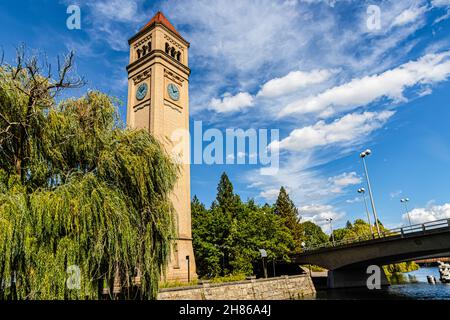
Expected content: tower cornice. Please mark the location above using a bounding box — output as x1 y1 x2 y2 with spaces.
126 49 191 76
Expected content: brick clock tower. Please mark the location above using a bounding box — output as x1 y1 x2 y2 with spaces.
126 12 196 282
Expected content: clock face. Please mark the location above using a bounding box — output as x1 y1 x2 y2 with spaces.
167 83 180 101
136 83 148 101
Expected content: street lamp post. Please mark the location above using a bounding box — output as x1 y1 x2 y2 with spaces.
358 187 374 237
326 218 335 245
360 149 381 237
259 249 268 278
401 198 412 227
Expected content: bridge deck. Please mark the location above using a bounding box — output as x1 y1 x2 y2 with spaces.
294 219 450 271
303 219 450 254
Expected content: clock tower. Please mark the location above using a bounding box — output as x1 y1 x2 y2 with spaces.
126 12 196 282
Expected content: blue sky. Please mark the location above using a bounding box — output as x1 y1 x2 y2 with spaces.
2 0 450 231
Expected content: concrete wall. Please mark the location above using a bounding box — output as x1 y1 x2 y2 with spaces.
157 275 316 300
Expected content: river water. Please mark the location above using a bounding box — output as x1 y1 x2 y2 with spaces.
312 267 450 300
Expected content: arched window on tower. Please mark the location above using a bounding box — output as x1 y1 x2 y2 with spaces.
165 43 171 54
171 47 176 58
136 48 142 59
142 44 148 56
147 41 152 53
176 51 181 62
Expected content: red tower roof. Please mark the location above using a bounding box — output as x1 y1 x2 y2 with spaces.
140 11 183 39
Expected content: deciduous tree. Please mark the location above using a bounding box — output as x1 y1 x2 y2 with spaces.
0 48 177 299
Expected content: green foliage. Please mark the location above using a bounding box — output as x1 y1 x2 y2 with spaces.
0 52 177 299
192 174 295 278
210 273 246 283
274 187 303 252
215 172 241 216
160 279 198 289
332 218 373 242
383 262 419 276
301 221 329 247
305 265 326 272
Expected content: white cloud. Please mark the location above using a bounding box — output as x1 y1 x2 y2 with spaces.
300 204 345 231
257 69 336 98
328 172 361 195
434 10 450 24
390 190 403 198
418 87 433 96
209 92 254 113
391 5 428 27
89 0 141 23
346 197 362 204
252 109 394 206
250 154 333 204
432 0 450 7
272 111 394 152
405 203 450 224
330 171 361 187
165 0 305 75
62 0 147 51
279 52 450 118
259 188 281 201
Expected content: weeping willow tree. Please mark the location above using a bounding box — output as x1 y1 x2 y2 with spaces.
0 47 178 299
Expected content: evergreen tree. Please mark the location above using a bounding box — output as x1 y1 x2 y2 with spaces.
191 176 295 278
192 195 206 216
273 187 303 251
216 172 241 216
247 198 258 211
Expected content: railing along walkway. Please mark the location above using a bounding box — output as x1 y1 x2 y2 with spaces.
303 219 450 252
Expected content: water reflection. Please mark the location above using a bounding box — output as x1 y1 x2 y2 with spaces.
312 267 450 300
388 273 419 285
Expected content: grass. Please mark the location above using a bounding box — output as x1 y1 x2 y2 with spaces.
159 273 247 288
159 279 198 289
303 265 327 272
209 273 247 283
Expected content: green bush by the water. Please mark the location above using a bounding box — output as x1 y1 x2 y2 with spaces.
383 261 420 276
210 273 247 283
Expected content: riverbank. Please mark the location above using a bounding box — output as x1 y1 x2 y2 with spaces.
158 274 316 300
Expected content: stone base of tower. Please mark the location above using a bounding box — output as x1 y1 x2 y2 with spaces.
161 238 197 283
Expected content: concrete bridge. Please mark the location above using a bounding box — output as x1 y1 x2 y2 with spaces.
293 219 450 288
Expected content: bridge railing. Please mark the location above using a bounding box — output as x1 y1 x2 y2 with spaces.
303 218 450 252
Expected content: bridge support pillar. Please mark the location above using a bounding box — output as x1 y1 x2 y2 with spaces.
327 266 389 289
